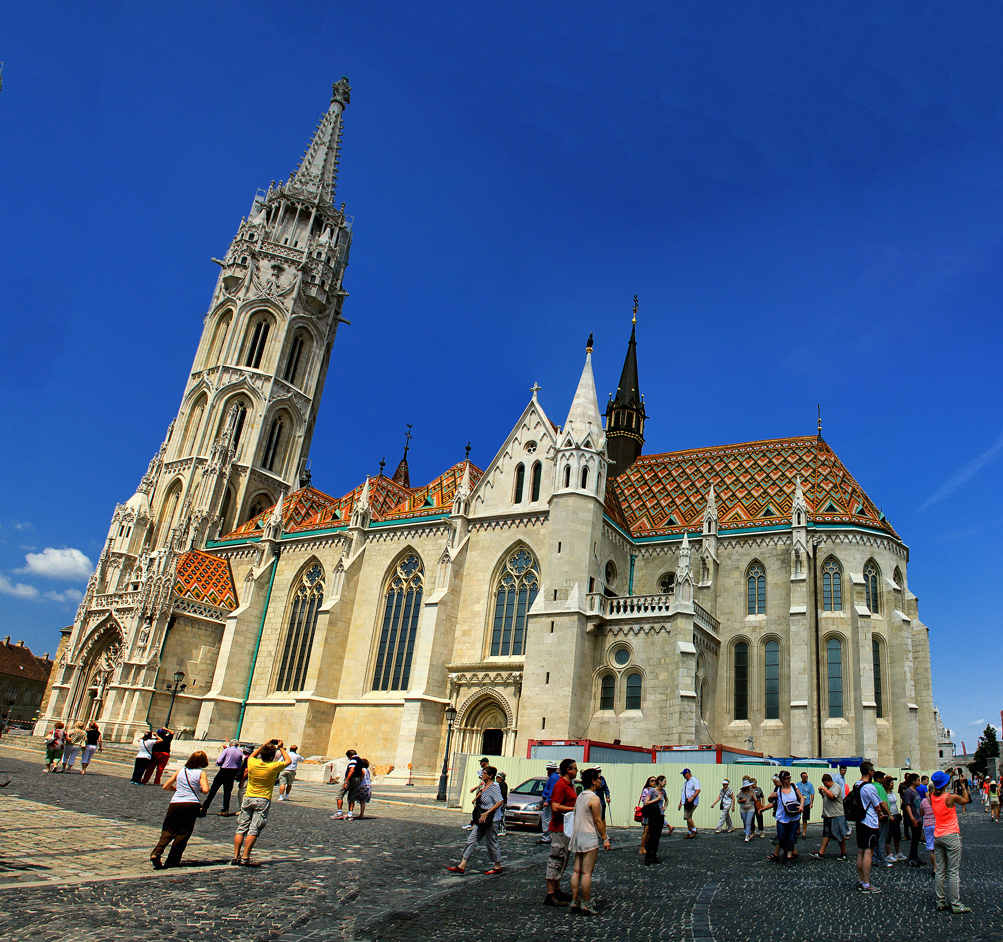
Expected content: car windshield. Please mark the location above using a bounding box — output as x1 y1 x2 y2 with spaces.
512 779 544 795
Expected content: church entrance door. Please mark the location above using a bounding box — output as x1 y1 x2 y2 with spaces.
481 728 503 756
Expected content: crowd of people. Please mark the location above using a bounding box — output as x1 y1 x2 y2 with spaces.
447 756 984 916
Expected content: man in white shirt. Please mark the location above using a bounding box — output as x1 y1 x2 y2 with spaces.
277 744 303 800
678 768 701 838
854 760 887 894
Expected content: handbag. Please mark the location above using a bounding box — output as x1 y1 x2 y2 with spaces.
634 804 644 823
563 810 575 838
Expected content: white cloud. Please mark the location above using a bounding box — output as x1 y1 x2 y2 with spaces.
18 547 93 581
0 574 40 599
971 718 985 726
11 521 33 531
44 588 83 604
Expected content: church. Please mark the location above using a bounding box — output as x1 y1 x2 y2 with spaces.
37 80 939 774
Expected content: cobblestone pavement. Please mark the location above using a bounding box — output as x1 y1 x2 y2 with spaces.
2 740 1002 942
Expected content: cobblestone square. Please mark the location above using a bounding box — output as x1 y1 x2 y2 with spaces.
0 742 1000 942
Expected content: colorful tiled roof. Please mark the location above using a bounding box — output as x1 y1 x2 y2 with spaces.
612 436 897 539
221 486 344 539
381 461 484 521
174 550 239 610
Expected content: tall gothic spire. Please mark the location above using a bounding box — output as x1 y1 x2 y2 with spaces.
564 338 604 439
391 425 413 488
291 77 351 205
605 297 646 475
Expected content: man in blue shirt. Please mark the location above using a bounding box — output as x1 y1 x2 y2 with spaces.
536 762 560 844
798 771 816 838
201 739 245 817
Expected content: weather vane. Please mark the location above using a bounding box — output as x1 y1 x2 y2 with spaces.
632 294 638 324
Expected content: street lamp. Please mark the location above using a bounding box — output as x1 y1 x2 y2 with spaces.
436 705 458 802
164 670 187 727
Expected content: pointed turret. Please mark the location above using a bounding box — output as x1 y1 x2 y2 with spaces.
605 297 646 475
291 77 351 205
563 339 604 444
391 427 413 489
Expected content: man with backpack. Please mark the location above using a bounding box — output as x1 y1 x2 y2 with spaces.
846 760 888 894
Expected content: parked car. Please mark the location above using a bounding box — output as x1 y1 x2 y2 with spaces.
504 774 583 831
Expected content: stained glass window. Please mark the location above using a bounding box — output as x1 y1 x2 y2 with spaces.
373 554 424 691
765 640 780 719
625 672 642 710
734 642 749 719
827 638 843 718
276 563 324 691
600 674 615 710
747 563 766 615
490 548 540 656
822 557 842 611
864 561 880 614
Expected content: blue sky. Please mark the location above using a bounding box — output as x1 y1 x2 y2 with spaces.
1 3 1000 748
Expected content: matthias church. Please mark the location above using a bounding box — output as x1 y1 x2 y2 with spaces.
38 81 940 774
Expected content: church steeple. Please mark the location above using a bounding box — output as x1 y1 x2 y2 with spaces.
604 296 646 475
290 77 351 206
391 426 413 488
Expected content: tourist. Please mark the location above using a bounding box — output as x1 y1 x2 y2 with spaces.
764 775 781 858
43 721 65 772
737 778 758 842
953 768 967 813
60 723 87 772
918 784 936 870
930 768 971 912
990 780 1000 822
752 778 766 838
142 726 174 785
277 744 302 801
810 773 848 860
678 768 701 838
357 758 372 819
637 775 657 857
852 760 885 893
536 761 560 844
463 756 490 830
640 775 666 865
798 772 815 839
131 730 160 784
331 749 364 820
150 751 209 869
495 771 508 835
903 773 924 867
655 775 674 837
769 770 802 864
543 757 578 907
871 771 892 867
711 778 735 833
595 766 611 821
568 767 611 914
80 722 102 774
446 764 505 876
232 738 292 867
882 774 903 860
201 739 244 816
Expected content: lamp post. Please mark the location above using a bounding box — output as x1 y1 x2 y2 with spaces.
164 670 187 727
436 705 458 802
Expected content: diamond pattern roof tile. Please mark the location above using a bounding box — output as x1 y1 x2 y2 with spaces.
174 550 238 610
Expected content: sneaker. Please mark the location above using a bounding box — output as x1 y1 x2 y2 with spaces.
462 824 474 830
744 836 750 842
861 885 882 894
895 853 908 861
331 811 344 819
543 895 567 908
952 905 972 914
809 852 825 859
836 854 848 861
346 813 354 821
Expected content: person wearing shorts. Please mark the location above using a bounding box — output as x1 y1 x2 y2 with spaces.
798 772 815 838
277 745 302 801
918 784 936 870
853 760 886 894
544 758 578 907
990 781 1000 822
233 739 291 867
331 750 363 820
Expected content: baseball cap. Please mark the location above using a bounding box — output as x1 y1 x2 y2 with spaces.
681 768 691 775
931 770 950 789
546 761 558 770
479 757 489 763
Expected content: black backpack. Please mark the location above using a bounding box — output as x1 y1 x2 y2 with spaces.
844 781 866 823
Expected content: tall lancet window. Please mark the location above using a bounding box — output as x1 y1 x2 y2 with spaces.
822 557 842 611
262 417 284 472
490 548 540 656
373 554 424 691
747 562 766 615
276 563 324 691
864 561 880 614
244 318 270 369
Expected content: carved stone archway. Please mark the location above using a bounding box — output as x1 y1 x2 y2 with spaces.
67 619 125 725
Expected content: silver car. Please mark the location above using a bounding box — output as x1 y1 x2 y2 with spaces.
504 776 549 830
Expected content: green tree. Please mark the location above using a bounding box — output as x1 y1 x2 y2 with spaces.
968 724 1000 776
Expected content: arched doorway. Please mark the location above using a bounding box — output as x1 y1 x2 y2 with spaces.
456 692 514 757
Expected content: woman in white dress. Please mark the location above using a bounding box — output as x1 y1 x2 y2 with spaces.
568 767 611 915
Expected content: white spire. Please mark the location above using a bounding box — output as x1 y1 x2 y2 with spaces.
792 474 807 527
564 349 603 439
358 475 371 511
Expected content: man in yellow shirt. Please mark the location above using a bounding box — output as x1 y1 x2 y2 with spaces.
232 739 291 866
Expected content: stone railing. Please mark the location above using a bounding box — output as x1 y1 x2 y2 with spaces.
586 592 674 617
92 591 142 609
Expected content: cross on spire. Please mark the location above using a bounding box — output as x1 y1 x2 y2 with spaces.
632 294 638 325
531 382 541 400
379 457 386 476
403 424 413 457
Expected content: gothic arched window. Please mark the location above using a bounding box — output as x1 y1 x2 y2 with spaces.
864 560 880 614
373 554 424 691
599 673 615 711
531 462 542 502
581 466 589 489
822 557 842 611
180 396 206 457
764 640 780 719
243 316 271 369
206 311 231 368
625 672 642 710
514 464 525 503
276 563 324 691
490 548 540 656
262 416 284 473
563 465 571 488
230 401 248 450
872 639 883 718
734 641 749 720
747 562 766 615
283 332 308 386
826 638 843 718
659 572 676 594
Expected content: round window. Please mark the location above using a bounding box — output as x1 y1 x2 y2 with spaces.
605 560 617 587
613 648 630 666
659 572 676 594
524 441 537 454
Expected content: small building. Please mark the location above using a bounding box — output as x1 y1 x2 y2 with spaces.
0 637 54 724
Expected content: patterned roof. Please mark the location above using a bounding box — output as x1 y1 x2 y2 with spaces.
0 639 53 684
611 436 897 540
216 462 485 540
174 550 238 610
